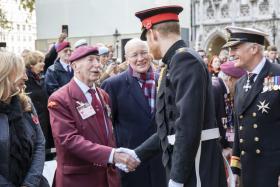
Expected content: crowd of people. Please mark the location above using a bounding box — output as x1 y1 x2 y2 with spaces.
1 4 280 187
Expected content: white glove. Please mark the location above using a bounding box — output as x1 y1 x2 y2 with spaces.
115 162 129 173
115 147 141 162
168 179 184 187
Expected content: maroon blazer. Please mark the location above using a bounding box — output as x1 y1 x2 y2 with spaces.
48 79 120 187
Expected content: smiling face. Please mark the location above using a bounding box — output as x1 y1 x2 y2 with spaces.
125 39 151 73
72 55 101 87
229 43 254 69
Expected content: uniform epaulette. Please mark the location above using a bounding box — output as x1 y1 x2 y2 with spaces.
175 47 187 54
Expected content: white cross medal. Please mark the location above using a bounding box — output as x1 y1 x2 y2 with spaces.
257 100 270 114
243 79 252 92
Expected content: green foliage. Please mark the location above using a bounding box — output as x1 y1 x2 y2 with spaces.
20 0 35 13
0 7 11 30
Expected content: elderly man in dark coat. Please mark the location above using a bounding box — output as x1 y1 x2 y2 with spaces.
102 38 166 187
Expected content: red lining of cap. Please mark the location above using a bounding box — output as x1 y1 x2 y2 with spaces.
142 13 179 29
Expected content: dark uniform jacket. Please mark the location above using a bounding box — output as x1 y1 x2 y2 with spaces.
135 40 227 187
101 70 166 187
232 60 280 187
44 60 73 96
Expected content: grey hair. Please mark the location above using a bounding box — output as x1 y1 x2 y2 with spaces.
124 38 148 55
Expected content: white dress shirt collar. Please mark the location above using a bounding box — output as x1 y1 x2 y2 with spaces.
73 76 96 94
248 57 266 75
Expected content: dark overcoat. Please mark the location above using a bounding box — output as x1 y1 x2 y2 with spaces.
101 70 166 187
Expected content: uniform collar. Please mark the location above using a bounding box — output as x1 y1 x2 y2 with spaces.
162 40 186 65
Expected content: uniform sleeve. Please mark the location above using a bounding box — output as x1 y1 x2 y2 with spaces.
230 109 241 175
48 96 113 166
134 132 161 162
169 52 206 183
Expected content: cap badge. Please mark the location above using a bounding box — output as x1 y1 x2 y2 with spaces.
144 20 152 29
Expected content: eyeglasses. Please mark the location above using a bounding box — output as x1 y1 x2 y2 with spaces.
127 51 149 60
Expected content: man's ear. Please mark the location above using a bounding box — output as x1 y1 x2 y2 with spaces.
147 29 158 42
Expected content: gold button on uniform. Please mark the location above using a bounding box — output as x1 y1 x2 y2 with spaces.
256 149 261 154
239 115 243 119
239 126 243 130
254 137 259 142
252 112 257 117
240 139 244 143
241 150 245 155
253 124 258 128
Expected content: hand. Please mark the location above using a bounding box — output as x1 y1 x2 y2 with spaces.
168 179 184 187
278 176 280 187
57 33 67 43
116 147 140 162
113 151 140 172
222 148 232 160
233 174 240 187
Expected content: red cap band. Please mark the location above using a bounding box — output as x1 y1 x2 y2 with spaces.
141 13 179 29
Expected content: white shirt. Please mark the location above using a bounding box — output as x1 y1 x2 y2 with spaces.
59 60 72 72
248 57 266 82
73 76 115 164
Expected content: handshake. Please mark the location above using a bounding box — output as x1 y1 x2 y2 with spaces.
113 147 141 172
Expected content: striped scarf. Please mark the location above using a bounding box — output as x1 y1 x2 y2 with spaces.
129 65 156 113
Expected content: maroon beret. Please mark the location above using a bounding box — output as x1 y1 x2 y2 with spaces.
69 46 99 63
220 61 246 78
56 41 70 53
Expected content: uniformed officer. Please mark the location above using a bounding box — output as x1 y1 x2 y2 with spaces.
223 26 280 187
117 5 227 187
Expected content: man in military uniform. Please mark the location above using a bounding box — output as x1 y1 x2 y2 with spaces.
223 26 280 187
117 5 227 187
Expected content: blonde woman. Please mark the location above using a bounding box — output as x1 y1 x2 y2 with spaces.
0 52 48 187
24 51 54 160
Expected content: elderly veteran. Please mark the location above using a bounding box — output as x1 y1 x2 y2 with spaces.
48 46 139 187
44 41 73 96
223 26 280 187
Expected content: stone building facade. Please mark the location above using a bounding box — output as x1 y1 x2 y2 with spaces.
191 0 280 56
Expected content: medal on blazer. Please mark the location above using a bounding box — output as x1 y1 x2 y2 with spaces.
262 76 280 93
257 100 270 114
76 101 96 119
105 104 112 118
243 80 252 92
